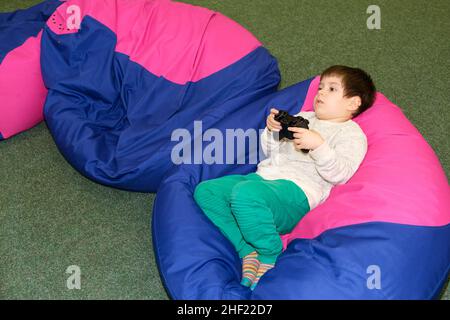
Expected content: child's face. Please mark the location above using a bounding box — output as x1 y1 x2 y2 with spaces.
313 76 360 122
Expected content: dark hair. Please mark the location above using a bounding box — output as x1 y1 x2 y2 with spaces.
321 65 376 117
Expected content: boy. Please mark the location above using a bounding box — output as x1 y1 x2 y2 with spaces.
194 65 376 290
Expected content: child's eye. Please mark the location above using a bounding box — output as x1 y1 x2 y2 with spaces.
330 87 336 92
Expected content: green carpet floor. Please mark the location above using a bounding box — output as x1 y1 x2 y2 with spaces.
0 0 448 299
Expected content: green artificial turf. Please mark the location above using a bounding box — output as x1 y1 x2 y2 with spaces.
0 0 448 299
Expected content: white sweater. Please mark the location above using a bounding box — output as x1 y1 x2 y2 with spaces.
256 111 368 210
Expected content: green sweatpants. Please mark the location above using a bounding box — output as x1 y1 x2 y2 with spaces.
193 173 310 264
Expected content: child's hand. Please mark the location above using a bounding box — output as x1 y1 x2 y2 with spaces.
266 108 282 132
288 127 325 151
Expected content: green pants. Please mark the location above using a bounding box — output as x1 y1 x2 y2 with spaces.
193 173 310 264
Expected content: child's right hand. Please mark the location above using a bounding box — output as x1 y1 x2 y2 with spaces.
266 108 282 132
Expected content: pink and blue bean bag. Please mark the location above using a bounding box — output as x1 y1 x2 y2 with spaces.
1 0 449 299
0 0 62 140
153 77 450 299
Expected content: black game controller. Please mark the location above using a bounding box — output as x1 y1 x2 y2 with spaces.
274 110 310 153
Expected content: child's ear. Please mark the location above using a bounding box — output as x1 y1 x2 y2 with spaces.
348 96 361 112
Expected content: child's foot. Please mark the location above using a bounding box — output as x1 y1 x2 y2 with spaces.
240 251 260 287
250 262 275 291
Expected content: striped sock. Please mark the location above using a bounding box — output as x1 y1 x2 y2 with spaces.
250 262 275 290
240 251 260 287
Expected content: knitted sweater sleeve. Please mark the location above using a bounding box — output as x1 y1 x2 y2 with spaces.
260 126 281 158
309 127 368 185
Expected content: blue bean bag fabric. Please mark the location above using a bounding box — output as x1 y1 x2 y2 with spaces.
0 0 61 64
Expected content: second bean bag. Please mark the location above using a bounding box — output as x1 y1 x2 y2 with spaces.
41 0 280 191
0 0 62 140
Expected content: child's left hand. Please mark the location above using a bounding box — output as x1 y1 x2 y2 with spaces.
288 127 325 151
